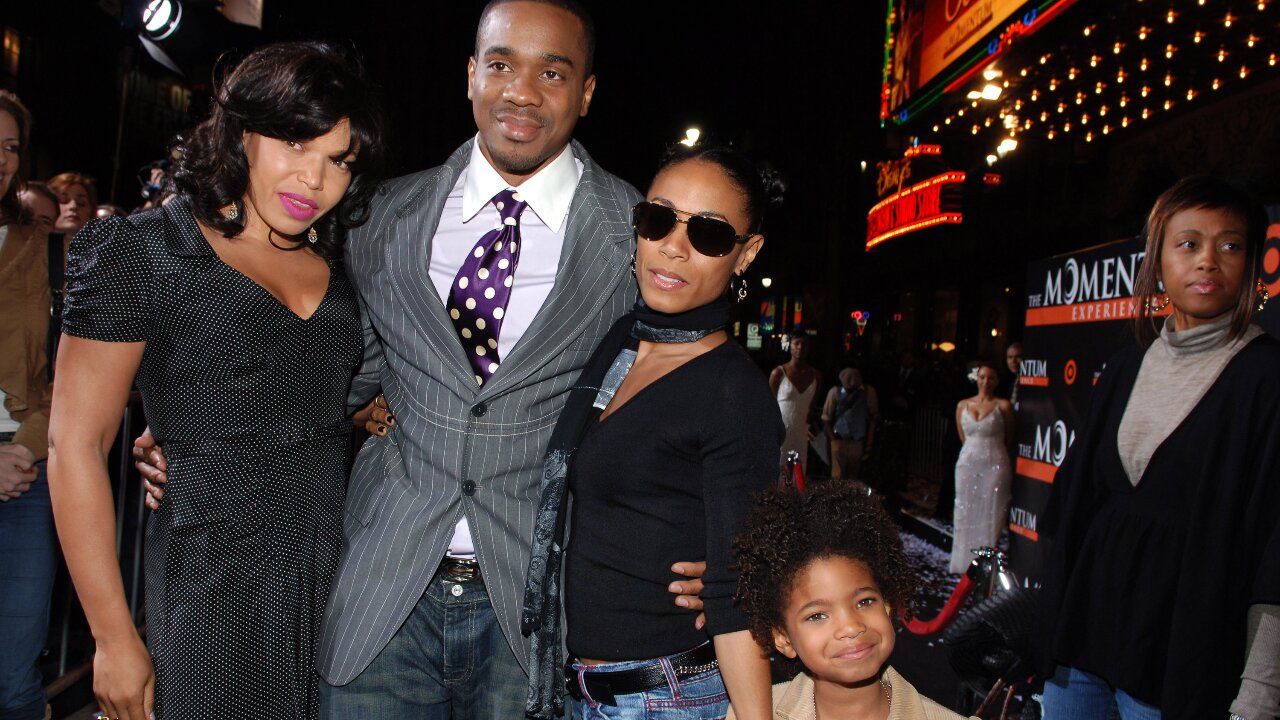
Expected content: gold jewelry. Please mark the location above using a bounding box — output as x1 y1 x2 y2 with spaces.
1145 293 1170 312
307 225 319 244
219 201 239 221
1256 279 1270 312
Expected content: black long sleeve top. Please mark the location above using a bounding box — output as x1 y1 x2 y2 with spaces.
564 341 784 660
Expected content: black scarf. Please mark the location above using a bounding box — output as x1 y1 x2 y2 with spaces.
520 297 731 719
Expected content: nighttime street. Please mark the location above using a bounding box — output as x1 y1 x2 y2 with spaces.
2 1 1279 719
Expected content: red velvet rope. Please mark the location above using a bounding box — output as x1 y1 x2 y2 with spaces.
901 572 976 635
791 461 806 492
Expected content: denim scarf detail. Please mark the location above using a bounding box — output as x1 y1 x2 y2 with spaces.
520 297 730 719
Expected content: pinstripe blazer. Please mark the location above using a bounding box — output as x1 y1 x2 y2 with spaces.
316 138 641 684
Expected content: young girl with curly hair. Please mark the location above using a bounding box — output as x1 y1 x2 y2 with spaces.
731 484 977 720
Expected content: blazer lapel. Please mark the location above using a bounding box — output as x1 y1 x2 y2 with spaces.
482 141 634 397
382 140 480 391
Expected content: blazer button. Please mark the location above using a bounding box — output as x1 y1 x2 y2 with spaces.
462 480 477 496
472 402 488 417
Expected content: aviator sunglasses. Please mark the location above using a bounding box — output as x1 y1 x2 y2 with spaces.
632 201 754 258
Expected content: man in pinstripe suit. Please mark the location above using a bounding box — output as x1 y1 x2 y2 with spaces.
314 1 706 717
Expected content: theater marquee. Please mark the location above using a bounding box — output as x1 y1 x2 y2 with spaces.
865 144 1000 250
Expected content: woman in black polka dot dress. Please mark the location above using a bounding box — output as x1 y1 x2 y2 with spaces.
46 42 386 720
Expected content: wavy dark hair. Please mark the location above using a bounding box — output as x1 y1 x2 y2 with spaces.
170 41 387 259
656 144 785 235
1132 176 1268 345
734 483 917 655
0 90 32 225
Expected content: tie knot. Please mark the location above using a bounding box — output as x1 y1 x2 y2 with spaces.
493 189 529 222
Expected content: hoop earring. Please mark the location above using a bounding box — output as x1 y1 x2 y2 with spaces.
729 273 749 304
1145 293 1171 312
307 226 319 244
1257 279 1270 312
219 201 240 221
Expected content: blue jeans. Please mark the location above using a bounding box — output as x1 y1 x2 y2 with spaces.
318 567 527 720
1042 665 1163 720
569 647 729 720
0 462 56 720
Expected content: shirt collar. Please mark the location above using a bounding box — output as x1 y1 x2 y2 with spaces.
462 137 581 232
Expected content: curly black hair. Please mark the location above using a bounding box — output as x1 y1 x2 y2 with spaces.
169 40 387 260
734 483 917 653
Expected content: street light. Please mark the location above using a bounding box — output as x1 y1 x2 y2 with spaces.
142 0 183 40
679 127 701 147
761 277 773 289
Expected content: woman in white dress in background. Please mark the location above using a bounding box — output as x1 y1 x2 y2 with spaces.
769 331 818 476
951 361 1014 574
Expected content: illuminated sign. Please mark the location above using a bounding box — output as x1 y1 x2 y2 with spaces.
866 146 1000 250
866 172 966 250
881 0 1077 124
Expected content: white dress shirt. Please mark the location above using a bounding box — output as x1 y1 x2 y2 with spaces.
431 138 583 557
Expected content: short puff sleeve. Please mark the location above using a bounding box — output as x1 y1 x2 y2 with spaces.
61 216 152 342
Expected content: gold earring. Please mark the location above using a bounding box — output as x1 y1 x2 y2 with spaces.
307 226 319 244
1257 279 1270 312
1146 293 1171 312
219 201 239 221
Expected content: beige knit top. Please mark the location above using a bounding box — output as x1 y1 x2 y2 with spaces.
1116 314 1263 485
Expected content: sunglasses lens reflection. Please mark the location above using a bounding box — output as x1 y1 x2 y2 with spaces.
686 216 736 257
633 202 676 241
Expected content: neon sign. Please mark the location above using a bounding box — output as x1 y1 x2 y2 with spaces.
866 172 966 250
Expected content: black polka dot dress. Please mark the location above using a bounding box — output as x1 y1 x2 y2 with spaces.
62 201 362 720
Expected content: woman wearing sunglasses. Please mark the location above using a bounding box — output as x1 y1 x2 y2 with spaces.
522 145 784 720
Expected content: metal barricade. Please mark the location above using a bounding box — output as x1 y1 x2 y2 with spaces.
907 406 948 487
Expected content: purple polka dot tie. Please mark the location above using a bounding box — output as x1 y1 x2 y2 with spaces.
447 189 527 385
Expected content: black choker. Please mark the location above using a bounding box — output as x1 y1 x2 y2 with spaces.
630 298 730 344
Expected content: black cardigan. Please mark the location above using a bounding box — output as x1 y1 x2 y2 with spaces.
1038 333 1280 719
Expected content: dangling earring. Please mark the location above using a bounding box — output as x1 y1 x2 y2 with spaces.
629 252 636 278
1256 279 1270 312
219 201 240 221
729 273 749 304
307 226 319 244
1145 293 1171 312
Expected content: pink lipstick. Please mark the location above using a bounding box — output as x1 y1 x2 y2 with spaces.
278 192 318 220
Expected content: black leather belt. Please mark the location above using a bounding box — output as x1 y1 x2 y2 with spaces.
565 642 718 706
439 556 480 582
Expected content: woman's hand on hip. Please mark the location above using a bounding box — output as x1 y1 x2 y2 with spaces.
670 561 708 630
352 393 395 436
